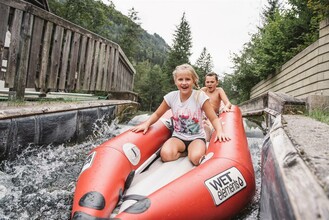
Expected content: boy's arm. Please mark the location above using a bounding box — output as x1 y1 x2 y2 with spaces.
202 100 230 142
218 88 232 111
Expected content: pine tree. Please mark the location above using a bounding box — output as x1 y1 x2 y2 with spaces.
194 47 214 84
162 13 193 92
119 7 142 61
261 0 280 24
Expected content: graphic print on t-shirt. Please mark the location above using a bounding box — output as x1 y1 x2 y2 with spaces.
172 111 200 135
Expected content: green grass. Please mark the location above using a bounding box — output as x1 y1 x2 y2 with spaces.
307 109 329 125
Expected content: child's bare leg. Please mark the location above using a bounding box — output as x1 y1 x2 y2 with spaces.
187 140 207 166
160 137 186 162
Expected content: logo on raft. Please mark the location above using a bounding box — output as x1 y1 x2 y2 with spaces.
204 167 247 206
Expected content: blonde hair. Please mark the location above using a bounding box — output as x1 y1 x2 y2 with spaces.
172 64 200 89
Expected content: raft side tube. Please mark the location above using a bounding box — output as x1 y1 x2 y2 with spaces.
71 113 172 219
94 113 172 170
71 147 131 218
208 105 255 179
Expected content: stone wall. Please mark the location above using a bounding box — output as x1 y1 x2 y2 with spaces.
250 18 329 100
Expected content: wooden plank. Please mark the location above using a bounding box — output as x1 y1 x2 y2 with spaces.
82 38 95 91
106 46 115 91
27 16 44 88
130 70 134 90
118 62 123 91
101 44 110 91
123 69 127 90
90 40 100 91
6 9 23 88
38 21 53 92
121 63 125 90
14 12 33 100
48 25 63 89
58 30 72 90
0 0 26 11
0 4 9 80
124 65 128 90
112 48 119 90
67 32 80 90
96 43 105 90
76 36 87 90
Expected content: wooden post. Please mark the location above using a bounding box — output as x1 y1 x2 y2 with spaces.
38 21 53 95
14 11 33 100
0 4 9 80
26 16 44 88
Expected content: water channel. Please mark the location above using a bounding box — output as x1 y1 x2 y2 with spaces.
0 115 264 220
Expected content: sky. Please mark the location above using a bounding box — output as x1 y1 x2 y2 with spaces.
103 0 268 76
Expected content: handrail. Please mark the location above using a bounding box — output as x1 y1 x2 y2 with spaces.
0 0 135 100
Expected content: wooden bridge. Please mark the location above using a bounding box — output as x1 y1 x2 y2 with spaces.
0 0 136 101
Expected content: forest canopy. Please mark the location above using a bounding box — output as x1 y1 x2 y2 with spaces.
48 0 328 109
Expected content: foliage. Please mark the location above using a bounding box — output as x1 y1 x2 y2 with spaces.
307 0 329 21
230 40 260 103
307 109 329 125
117 7 142 61
48 0 169 67
48 0 327 109
48 0 114 37
162 13 193 92
221 73 239 105
194 47 214 84
48 0 170 111
226 0 326 104
133 61 164 111
133 13 194 111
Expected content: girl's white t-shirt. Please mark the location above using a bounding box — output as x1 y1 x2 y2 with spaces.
164 90 209 141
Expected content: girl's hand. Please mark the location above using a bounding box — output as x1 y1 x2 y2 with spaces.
214 132 230 142
130 123 149 134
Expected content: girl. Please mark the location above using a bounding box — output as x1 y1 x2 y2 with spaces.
131 64 230 166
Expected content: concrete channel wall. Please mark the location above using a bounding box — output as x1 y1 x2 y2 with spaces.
239 92 329 220
250 18 329 100
0 101 138 161
242 18 329 218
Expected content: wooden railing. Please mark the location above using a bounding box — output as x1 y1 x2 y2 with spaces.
0 0 135 100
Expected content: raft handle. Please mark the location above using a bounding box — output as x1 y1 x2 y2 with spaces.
121 194 151 214
124 170 135 191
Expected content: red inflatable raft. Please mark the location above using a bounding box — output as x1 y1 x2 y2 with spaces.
71 105 255 219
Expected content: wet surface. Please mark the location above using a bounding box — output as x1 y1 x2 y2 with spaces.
0 100 136 120
0 116 264 220
283 115 329 197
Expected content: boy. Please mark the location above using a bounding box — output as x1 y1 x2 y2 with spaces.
201 72 232 141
